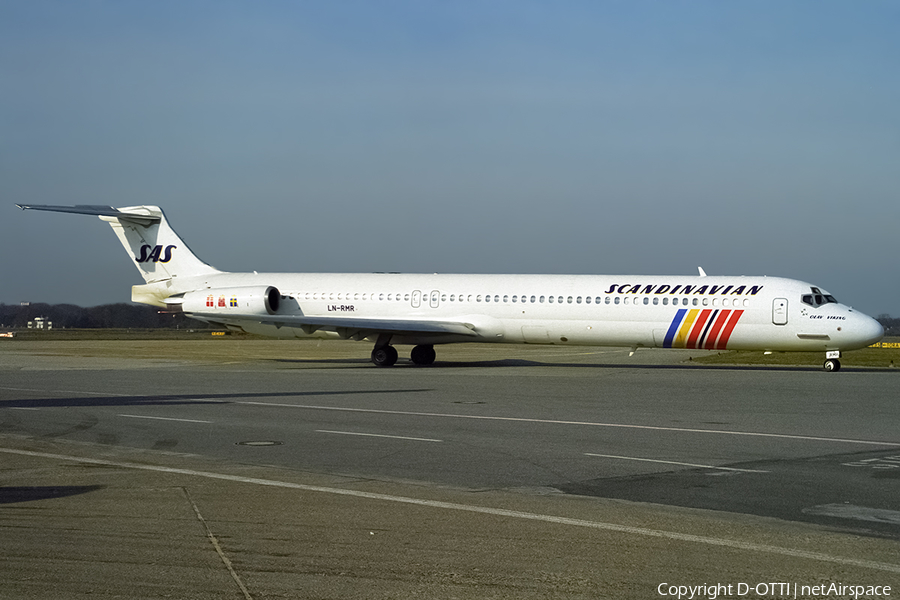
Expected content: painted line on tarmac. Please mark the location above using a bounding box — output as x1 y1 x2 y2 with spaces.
584 453 769 473
236 401 900 448
119 414 213 424
1 446 898 575
316 430 442 442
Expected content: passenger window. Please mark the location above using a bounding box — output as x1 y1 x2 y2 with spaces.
441 294 447 302
653 297 659 305
662 297 668 305
614 297 620 305
503 295 508 302
512 295 517 303
548 296 554 303
485 295 491 303
530 295 536 303
585 296 591 304
477 295 482 302
540 296 545 303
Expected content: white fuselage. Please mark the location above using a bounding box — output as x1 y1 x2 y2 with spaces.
153 272 883 353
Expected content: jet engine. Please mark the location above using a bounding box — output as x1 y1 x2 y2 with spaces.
166 285 281 315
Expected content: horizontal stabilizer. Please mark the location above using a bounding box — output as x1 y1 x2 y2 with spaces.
16 204 161 226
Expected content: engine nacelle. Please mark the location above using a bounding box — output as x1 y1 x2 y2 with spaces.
167 286 281 315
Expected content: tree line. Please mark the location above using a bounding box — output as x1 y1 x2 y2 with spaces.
876 315 900 337
0 303 205 330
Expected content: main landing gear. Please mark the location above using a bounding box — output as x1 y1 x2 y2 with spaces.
370 335 435 367
371 345 398 367
410 344 436 366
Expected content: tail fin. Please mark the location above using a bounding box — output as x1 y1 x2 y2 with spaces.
16 204 219 283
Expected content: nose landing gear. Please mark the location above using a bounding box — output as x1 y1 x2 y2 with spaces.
823 350 841 372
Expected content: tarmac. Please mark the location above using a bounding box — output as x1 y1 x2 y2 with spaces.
1 338 898 599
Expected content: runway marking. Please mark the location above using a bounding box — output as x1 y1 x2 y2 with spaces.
4 387 898 448
316 430 442 443
7 407 40 411
119 414 213 424
802 504 900 526
236 402 900 448
584 453 769 473
182 487 253 600
1 446 898 575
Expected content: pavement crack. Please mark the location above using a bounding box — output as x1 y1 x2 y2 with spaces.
181 487 253 600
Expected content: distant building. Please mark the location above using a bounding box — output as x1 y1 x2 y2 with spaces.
27 317 52 330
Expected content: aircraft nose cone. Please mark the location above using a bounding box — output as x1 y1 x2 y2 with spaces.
859 317 884 346
854 314 884 348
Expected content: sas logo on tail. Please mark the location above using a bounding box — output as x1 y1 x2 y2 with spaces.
135 244 176 263
663 308 744 350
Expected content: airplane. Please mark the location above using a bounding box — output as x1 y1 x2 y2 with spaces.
17 204 884 371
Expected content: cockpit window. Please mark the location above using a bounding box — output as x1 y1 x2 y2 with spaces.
801 288 838 308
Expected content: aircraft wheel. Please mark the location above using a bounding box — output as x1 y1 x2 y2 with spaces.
410 345 436 366
371 346 398 367
823 358 841 372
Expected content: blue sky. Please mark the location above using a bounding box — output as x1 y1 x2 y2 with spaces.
2 1 898 317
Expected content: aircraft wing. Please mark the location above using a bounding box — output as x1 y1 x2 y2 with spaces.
204 313 479 340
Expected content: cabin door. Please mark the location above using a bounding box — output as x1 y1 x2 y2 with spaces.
773 298 788 325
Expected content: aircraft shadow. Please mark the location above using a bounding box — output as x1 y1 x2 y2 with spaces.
0 485 105 504
0 388 433 409
268 357 864 372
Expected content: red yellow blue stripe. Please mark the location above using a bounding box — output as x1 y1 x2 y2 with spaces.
663 309 744 349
